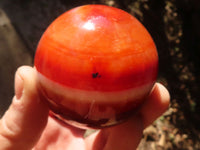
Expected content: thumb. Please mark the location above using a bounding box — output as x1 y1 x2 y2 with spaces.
0 66 49 150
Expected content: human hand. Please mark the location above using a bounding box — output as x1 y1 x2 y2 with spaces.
0 66 170 150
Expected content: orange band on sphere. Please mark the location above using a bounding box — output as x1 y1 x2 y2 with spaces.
34 5 158 91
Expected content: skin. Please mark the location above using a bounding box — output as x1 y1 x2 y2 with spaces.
0 66 170 150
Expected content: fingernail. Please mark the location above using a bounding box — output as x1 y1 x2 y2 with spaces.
157 83 171 104
15 73 24 100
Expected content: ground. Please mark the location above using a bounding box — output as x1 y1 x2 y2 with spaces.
0 0 200 149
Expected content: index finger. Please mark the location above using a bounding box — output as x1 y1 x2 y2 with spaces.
84 83 170 150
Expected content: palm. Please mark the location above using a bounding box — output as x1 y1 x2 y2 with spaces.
34 116 86 150
34 114 143 150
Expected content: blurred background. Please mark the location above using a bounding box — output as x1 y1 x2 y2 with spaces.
0 0 199 149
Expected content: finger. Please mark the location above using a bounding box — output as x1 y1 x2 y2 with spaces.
85 115 143 150
139 83 170 127
0 66 49 150
85 83 170 150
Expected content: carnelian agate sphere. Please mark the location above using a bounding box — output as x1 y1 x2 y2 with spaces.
34 5 158 128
